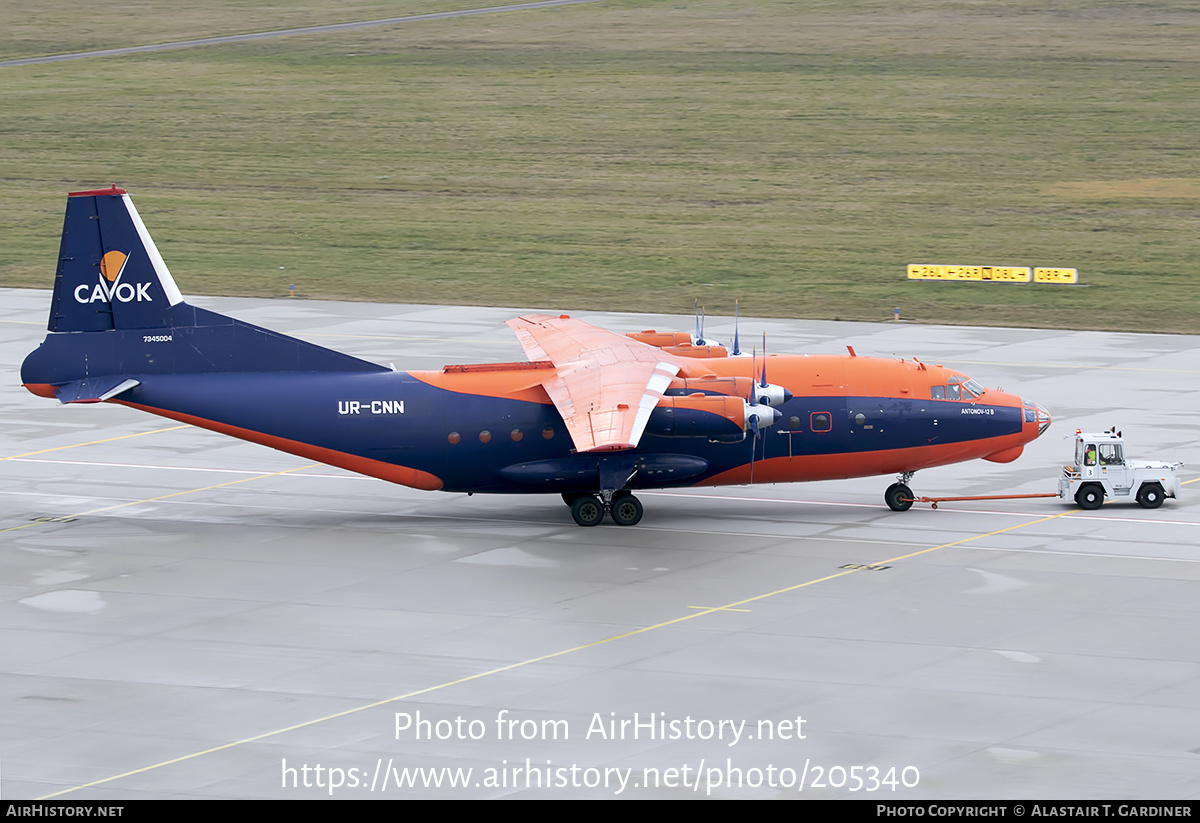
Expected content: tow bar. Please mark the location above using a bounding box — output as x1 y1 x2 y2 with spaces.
907 493 1060 510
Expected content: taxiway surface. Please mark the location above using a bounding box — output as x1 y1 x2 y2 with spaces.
3 288 1198 799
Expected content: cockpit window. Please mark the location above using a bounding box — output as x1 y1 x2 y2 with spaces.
934 375 985 401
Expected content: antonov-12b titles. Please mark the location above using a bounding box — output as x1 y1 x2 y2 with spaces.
22 187 1052 526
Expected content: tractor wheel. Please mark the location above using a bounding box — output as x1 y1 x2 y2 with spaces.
1075 484 1104 510
1136 483 1165 509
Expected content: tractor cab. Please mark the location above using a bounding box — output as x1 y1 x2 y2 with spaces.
1075 430 1127 485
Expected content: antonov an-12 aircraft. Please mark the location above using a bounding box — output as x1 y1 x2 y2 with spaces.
22 187 1052 526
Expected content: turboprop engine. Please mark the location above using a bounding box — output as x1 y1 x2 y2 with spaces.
646 394 781 443
664 375 793 408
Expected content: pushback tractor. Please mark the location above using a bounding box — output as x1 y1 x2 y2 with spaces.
1059 429 1182 510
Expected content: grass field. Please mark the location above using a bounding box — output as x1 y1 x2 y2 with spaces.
1 0 1197 332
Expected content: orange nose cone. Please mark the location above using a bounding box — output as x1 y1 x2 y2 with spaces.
984 445 1025 464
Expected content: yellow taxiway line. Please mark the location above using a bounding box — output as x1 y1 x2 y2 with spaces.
1 424 191 462
38 510 1072 799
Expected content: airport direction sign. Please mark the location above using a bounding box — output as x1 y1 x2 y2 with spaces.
907 265 1031 282
1033 267 1079 284
908 265 1079 284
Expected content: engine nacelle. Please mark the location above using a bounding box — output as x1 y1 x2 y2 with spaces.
666 375 755 400
647 395 781 442
624 329 693 348
665 375 793 408
659 343 729 359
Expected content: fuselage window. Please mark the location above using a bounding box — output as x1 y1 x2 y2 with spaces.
448 431 461 445
511 428 523 442
542 426 555 440
947 383 961 400
931 385 945 400
479 430 492 443
811 412 831 432
788 416 801 430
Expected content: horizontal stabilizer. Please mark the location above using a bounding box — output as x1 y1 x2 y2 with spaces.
55 377 141 404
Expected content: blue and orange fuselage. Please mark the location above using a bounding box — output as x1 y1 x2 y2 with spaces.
21 186 1051 512
26 350 1046 494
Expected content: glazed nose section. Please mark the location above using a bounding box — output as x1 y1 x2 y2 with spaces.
1022 399 1051 438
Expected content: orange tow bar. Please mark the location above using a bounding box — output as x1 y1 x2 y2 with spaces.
908 493 1060 510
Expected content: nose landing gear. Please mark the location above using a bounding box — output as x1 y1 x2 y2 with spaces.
885 472 916 512
885 483 915 512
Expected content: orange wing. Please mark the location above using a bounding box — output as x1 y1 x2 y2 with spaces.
506 315 681 452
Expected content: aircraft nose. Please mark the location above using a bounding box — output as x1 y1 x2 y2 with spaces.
1035 403 1051 437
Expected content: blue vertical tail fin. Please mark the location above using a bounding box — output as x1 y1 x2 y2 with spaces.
23 187 386 396
48 185 185 332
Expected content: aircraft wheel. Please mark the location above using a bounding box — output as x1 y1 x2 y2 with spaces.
610 493 643 527
885 483 914 512
570 495 605 527
1075 483 1104 510
1136 483 1164 509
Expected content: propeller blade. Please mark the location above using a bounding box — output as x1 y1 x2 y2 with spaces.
749 419 756 484
748 408 763 484
750 346 757 401
760 331 768 388
732 299 741 356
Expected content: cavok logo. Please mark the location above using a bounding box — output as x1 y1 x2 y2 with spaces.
73 250 153 304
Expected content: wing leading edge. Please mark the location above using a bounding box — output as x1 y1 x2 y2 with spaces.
506 315 680 453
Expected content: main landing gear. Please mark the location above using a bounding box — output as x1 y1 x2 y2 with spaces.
562 491 644 527
884 472 916 512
